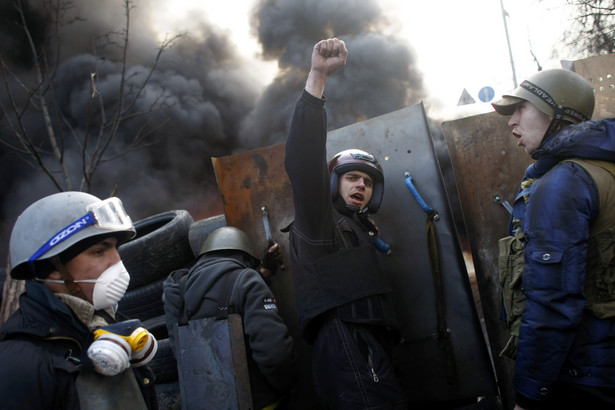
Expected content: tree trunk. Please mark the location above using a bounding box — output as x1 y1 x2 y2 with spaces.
0 259 24 325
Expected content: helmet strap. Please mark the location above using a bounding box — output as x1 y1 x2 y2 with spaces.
50 256 88 300
545 105 564 137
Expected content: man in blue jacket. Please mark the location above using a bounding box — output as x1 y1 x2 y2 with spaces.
493 69 615 409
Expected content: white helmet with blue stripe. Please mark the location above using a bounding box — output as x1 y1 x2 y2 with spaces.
9 191 135 279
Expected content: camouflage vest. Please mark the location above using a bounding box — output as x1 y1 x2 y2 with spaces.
498 159 615 359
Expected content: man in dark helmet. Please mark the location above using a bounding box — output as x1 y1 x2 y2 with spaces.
0 192 158 409
493 69 615 409
162 226 297 409
284 38 406 409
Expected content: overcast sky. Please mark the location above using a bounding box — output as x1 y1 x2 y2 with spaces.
151 0 576 120
380 0 575 118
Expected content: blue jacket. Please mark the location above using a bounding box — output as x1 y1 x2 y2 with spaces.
510 118 615 404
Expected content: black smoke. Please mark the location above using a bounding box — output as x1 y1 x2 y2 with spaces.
241 0 425 146
0 0 425 265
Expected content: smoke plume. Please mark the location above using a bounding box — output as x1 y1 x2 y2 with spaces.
0 0 425 264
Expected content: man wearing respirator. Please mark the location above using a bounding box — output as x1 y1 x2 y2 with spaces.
0 192 158 409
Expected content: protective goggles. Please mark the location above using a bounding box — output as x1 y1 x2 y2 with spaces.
28 197 133 262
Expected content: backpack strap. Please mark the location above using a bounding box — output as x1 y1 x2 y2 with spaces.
175 268 191 326
565 158 615 177
215 269 243 320
175 266 243 323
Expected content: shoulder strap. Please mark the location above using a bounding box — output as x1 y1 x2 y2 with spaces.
215 269 243 320
175 268 191 326
563 159 615 208
176 265 244 323
564 158 615 178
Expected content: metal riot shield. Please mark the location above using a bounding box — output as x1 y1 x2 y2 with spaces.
326 102 498 405
573 53 615 121
212 101 498 408
76 369 148 410
174 314 252 410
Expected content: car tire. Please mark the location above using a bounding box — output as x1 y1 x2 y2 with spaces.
119 210 194 290
188 214 227 257
118 277 166 322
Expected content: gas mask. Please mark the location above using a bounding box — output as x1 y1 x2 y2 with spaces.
87 319 158 376
74 261 130 309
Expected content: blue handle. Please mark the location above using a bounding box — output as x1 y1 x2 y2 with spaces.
404 174 434 214
370 236 391 255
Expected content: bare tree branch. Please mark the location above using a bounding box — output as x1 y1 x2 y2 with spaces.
0 0 185 193
547 0 615 56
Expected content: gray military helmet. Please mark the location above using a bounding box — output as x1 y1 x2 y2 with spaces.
9 191 136 279
198 226 259 261
492 69 595 124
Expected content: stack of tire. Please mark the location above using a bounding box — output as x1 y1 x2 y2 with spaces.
116 210 227 409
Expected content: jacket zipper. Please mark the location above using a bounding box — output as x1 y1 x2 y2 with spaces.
367 346 379 382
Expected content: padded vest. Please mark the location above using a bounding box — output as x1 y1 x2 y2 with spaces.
569 159 615 318
294 210 393 342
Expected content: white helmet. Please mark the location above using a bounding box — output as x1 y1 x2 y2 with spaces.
9 191 135 279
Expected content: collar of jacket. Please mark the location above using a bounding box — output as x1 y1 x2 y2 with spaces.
0 280 89 345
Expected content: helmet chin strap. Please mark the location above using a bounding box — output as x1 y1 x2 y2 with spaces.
50 256 88 300
346 204 361 213
519 79 589 139
544 105 565 138
333 195 365 215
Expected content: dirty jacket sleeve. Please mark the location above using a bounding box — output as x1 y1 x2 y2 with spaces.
284 89 334 244
232 269 297 396
161 267 189 354
514 162 598 404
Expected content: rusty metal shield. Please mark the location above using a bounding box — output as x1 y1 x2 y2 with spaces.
211 144 317 405
211 143 295 320
573 53 615 120
441 111 534 409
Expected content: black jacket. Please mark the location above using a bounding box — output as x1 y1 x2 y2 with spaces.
163 254 297 408
285 90 398 344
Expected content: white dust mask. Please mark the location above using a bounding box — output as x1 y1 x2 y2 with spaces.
74 261 130 309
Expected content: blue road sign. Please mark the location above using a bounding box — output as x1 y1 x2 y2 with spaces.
478 86 495 102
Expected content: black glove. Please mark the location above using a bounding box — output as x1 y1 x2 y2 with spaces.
261 244 279 277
